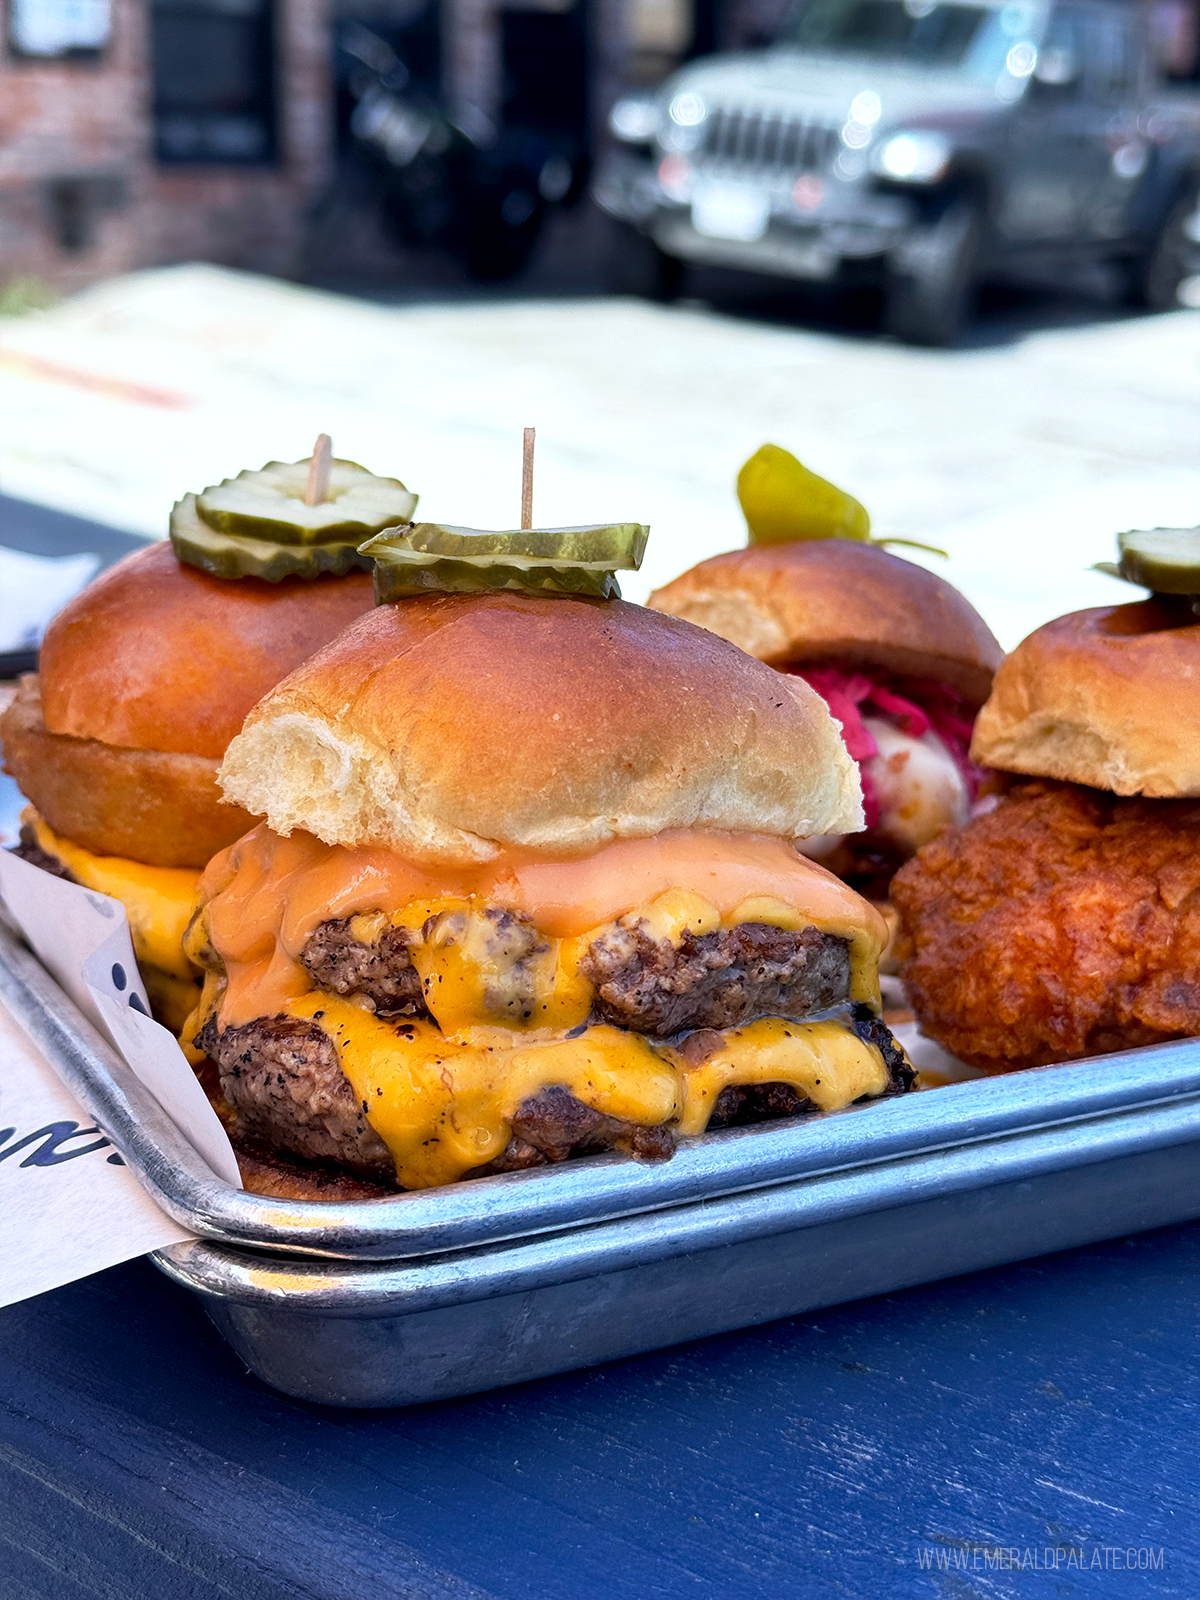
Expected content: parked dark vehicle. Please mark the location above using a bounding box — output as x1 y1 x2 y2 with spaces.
337 23 578 280
595 0 1200 342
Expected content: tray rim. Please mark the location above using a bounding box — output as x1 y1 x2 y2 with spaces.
4 917 1200 1264
154 1085 1200 1316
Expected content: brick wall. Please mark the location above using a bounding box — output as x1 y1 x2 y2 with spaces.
0 0 333 290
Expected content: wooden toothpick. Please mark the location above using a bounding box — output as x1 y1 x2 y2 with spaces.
305 433 333 506
521 427 535 531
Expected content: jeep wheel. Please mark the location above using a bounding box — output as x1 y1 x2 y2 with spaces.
605 220 684 301
1135 189 1200 312
883 199 983 347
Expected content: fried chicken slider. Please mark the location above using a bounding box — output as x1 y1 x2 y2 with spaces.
186 591 913 1195
893 595 1200 1071
649 539 1003 895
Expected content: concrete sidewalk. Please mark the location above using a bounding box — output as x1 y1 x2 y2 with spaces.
1 264 1196 647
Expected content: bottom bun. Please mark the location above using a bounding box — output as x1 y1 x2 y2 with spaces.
232 1140 399 1201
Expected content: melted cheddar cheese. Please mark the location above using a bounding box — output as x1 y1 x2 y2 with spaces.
662 1018 890 1135
26 810 200 982
287 993 679 1189
194 825 897 1188
283 995 888 1190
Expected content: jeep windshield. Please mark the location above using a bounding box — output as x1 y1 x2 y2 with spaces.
777 0 1039 77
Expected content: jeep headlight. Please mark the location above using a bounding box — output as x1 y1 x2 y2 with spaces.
872 131 952 183
609 96 660 144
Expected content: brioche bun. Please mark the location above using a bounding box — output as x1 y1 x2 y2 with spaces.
971 600 1200 796
38 540 376 759
219 591 865 864
648 541 1002 708
2 676 253 868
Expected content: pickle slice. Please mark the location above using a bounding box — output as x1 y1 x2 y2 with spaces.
196 459 418 547
363 521 648 603
1116 527 1200 594
371 559 624 602
171 494 372 581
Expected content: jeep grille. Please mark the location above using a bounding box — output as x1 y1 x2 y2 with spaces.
701 106 839 174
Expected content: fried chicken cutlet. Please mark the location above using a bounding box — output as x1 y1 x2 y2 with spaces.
891 781 1200 1072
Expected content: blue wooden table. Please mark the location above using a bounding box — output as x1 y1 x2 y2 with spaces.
2 1224 1197 1600
2 496 1196 1598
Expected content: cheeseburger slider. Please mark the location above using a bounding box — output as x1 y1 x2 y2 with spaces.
1 443 416 1029
185 591 913 1196
893 533 1200 1072
648 539 1003 896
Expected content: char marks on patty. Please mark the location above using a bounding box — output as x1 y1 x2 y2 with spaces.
196 1012 394 1180
299 910 850 1034
300 906 545 1020
707 1081 812 1128
301 917 426 1015
469 1085 676 1176
582 920 851 1035
848 1001 917 1093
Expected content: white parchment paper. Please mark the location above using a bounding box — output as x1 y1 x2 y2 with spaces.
0 998 195 1306
0 848 241 1307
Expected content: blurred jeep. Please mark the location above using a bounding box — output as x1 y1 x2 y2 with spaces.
594 0 1200 342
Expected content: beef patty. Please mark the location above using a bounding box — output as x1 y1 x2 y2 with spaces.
201 912 887 1188
581 921 850 1035
302 918 426 1015
299 911 850 1035
197 999 911 1189
196 1012 394 1181
300 906 545 1020
197 1011 677 1182
469 1085 677 1177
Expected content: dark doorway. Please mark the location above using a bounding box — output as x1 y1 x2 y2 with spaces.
150 0 277 165
501 0 590 152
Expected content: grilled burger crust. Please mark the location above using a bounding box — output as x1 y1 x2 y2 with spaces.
196 1012 396 1180
197 991 914 1189
580 921 851 1034
294 913 852 1034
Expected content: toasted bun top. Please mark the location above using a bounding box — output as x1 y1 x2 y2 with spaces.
39 542 375 759
218 592 865 864
971 600 1200 797
648 541 1003 708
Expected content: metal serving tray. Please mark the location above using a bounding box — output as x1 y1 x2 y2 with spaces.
5 920 1200 1407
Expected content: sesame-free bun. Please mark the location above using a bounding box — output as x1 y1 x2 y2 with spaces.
971 600 1200 796
39 540 376 759
219 592 865 864
648 541 1003 708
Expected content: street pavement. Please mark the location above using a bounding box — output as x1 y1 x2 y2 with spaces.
0 262 1196 648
